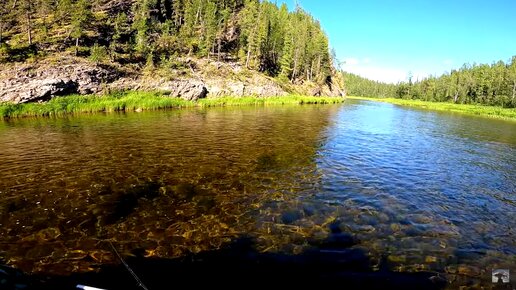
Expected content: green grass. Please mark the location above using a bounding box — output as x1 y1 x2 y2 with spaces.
0 92 345 118
348 96 516 121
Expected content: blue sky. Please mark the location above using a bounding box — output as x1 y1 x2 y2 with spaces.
278 0 516 83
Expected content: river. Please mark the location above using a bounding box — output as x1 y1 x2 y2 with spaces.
0 100 514 289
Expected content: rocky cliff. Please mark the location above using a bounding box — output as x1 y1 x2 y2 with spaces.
0 57 345 104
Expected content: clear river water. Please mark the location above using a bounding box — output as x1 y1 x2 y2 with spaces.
0 99 514 289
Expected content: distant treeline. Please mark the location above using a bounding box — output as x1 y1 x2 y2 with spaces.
0 0 333 83
341 72 398 98
343 57 516 108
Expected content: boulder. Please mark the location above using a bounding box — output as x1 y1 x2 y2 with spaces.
72 66 115 94
0 63 119 103
163 80 208 101
1 78 77 103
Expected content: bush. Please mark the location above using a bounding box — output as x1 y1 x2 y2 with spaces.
89 43 109 64
0 44 40 63
0 43 9 62
66 45 89 57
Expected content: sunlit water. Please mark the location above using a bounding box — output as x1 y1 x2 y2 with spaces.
0 100 514 288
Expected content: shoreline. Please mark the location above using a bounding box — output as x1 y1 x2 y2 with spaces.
4 94 515 121
0 93 346 119
347 96 516 121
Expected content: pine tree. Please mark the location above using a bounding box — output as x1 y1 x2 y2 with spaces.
203 0 218 57
15 0 35 46
172 0 184 29
279 30 293 80
57 0 73 25
110 12 130 60
215 8 230 60
132 0 151 56
39 0 54 37
256 4 269 70
238 0 259 68
180 0 201 54
0 0 7 44
315 30 331 81
113 12 131 43
70 0 92 55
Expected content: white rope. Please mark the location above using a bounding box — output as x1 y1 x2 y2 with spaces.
108 241 149 290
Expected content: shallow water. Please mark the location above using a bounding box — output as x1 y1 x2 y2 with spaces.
0 100 514 288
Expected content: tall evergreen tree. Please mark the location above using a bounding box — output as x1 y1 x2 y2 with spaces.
203 0 218 56
0 0 7 43
239 0 259 68
15 0 35 46
132 0 151 56
70 0 92 55
279 28 293 79
57 0 73 25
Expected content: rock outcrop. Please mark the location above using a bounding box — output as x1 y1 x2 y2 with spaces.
0 62 119 103
308 76 346 97
204 79 287 98
1 78 78 103
108 78 209 101
109 75 286 100
164 80 208 101
0 56 344 104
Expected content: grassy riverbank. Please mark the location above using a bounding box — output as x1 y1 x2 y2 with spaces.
348 96 516 121
0 92 345 118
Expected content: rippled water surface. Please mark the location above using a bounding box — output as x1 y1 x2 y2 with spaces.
0 100 515 288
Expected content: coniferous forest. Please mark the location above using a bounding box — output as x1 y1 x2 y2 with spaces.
344 57 516 108
0 0 333 84
1 0 514 108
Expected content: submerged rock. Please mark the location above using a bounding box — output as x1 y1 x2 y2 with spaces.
457 265 481 277
388 255 407 263
64 250 88 261
281 210 304 225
